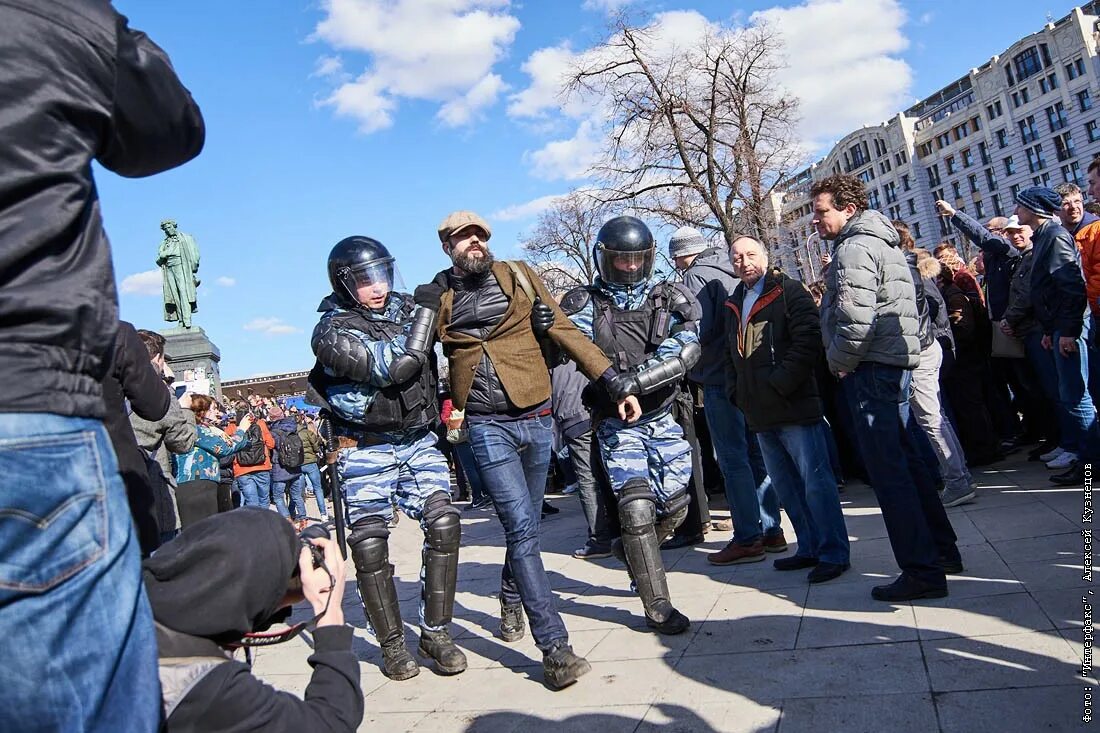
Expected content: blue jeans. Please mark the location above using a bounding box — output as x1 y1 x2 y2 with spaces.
756 423 850 565
702 385 781 545
300 462 328 518
272 474 306 519
236 469 271 509
453 441 486 504
847 364 957 585
1052 328 1099 456
0 413 159 732
468 414 567 652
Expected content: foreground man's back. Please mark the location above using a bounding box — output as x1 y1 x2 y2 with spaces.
0 1 204 730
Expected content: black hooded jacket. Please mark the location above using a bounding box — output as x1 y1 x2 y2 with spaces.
143 509 363 733
0 0 204 417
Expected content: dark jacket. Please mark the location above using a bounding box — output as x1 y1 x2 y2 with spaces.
1002 247 1040 338
145 509 363 733
904 251 935 351
680 246 740 386
723 269 823 432
0 0 204 418
550 359 592 440
269 417 303 481
103 321 171 555
1030 218 1087 338
949 210 1018 320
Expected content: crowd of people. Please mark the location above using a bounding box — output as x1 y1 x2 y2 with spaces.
5 3 1100 731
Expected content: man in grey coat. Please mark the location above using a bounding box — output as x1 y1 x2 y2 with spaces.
814 174 960 602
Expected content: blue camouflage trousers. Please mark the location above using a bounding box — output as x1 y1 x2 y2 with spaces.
338 429 453 631
596 409 693 512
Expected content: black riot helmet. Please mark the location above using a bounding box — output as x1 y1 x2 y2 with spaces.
327 236 402 306
594 216 655 285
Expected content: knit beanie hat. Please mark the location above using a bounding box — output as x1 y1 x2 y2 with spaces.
1015 186 1062 217
668 227 709 258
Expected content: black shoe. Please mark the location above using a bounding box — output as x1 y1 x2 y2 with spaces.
939 557 964 574
871 574 948 602
773 555 819 571
380 635 420 680
465 498 493 513
660 533 704 550
807 562 849 583
1051 464 1086 486
543 642 592 690
645 607 690 635
418 629 467 675
574 540 614 560
499 601 525 642
541 500 560 517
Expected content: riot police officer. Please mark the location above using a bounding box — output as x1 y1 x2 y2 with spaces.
308 236 464 680
561 216 702 635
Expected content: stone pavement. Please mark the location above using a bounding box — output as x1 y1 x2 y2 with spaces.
255 452 1094 732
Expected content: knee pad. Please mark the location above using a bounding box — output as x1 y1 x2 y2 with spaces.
659 490 690 519
349 517 390 572
618 478 657 533
422 491 461 553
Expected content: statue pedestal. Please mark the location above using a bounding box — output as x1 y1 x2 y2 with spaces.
161 325 222 398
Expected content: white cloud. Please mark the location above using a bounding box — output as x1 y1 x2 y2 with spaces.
243 317 302 336
490 193 567 221
582 0 635 16
216 276 236 287
525 118 604 180
507 44 579 119
750 0 912 150
312 55 345 79
120 269 161 296
314 0 520 132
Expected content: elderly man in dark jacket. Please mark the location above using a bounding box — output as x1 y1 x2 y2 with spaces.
0 3 204 730
814 174 960 603
1018 185 1100 485
724 237 850 583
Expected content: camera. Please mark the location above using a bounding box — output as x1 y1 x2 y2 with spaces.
299 523 330 569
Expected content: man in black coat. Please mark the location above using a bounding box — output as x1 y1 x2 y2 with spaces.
724 236 850 583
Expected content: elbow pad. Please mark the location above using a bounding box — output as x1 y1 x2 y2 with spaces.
634 341 701 395
388 306 437 384
311 320 374 383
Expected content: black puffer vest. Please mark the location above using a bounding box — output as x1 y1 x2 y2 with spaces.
308 296 438 433
447 271 512 415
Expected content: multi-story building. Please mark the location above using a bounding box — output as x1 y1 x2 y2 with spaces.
772 2 1100 282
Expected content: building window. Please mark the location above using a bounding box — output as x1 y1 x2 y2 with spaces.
908 198 916 215
1026 144 1045 173
1062 164 1076 184
914 222 922 239
968 174 979 194
858 168 875 183
946 155 957 174
975 199 986 218
868 188 881 209
1088 120 1100 143
996 128 1009 149
1047 101 1068 132
902 173 911 191
986 100 1003 120
928 164 941 187
992 194 1003 216
1012 87 1030 108
1013 46 1042 81
962 148 974 168
951 181 962 199
933 188 945 202
1066 57 1087 80
1053 132 1076 162
1011 183 1022 199
1019 115 1039 143
978 141 990 165
1041 172 1052 187
1039 74 1059 94
1079 89 1093 112
884 181 898 204
1004 156 1015 176
985 167 998 190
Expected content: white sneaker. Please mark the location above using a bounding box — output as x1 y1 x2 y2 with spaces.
1039 446 1065 462
1047 451 1078 469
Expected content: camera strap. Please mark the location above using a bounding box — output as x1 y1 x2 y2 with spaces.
230 558 336 648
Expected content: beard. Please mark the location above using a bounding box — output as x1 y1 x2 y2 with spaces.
452 245 495 275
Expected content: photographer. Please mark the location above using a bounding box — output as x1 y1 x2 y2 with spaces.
144 508 362 732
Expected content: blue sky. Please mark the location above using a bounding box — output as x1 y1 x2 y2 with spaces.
103 0 1086 380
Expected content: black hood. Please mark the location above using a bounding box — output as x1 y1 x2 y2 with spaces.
143 508 299 644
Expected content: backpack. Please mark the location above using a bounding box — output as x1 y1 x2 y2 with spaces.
236 423 266 467
275 428 305 469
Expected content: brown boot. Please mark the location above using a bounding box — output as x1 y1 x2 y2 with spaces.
762 531 788 553
707 539 766 566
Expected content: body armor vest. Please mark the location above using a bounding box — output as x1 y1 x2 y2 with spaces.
308 296 438 434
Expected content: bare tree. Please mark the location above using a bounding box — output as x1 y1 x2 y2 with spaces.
519 190 617 294
567 16 805 250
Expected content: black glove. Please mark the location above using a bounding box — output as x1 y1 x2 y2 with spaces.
531 298 555 336
604 371 640 403
413 283 444 310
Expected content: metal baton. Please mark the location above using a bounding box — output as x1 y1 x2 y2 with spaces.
317 415 347 559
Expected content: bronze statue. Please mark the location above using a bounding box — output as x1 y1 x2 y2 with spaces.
157 218 200 328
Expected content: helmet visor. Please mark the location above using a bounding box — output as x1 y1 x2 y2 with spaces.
596 245 654 285
339 259 404 304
